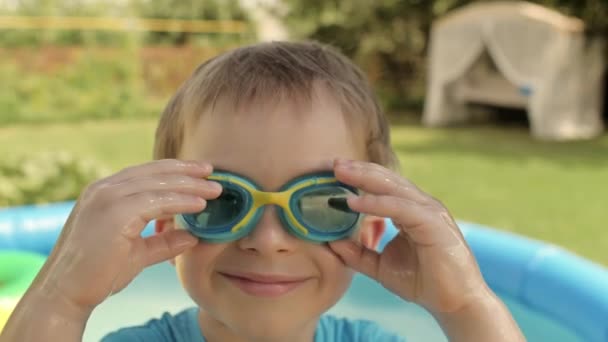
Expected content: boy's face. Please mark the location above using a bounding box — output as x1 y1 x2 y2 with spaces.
158 90 384 341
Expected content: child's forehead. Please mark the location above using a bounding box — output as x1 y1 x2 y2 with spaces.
186 80 366 125
176 85 368 189
189 94 365 146
196 152 340 191
180 107 365 191
185 90 364 141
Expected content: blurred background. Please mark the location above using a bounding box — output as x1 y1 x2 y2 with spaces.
0 0 606 267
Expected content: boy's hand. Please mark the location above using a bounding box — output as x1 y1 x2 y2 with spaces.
329 159 487 315
30 159 220 312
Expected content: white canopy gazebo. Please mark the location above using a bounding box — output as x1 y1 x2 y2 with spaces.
423 1 605 140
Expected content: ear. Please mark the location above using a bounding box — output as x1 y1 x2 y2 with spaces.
358 216 386 251
155 216 178 266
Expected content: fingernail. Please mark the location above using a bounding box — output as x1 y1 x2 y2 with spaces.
197 162 212 173
337 159 355 169
208 181 222 192
346 194 359 204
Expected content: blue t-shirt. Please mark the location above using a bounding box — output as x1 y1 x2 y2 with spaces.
101 308 405 342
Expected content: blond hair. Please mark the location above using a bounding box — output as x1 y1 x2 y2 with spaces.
153 41 398 170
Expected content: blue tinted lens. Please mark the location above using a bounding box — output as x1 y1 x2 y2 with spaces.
294 186 359 232
186 185 247 229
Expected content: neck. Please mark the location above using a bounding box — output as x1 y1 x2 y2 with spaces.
199 310 318 342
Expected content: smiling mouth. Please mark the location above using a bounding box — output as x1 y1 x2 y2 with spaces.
219 272 311 298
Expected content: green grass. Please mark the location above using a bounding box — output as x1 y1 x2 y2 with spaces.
0 119 157 171
1 119 607 265
390 123 608 266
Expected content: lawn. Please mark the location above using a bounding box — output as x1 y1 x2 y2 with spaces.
0 119 156 170
1 119 606 265
390 123 608 266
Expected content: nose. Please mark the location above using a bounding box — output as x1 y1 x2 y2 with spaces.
236 206 299 255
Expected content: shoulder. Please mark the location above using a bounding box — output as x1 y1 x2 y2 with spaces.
316 315 406 342
100 307 204 342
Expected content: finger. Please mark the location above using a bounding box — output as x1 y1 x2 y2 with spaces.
120 192 206 238
141 229 198 267
329 239 381 280
108 159 213 184
334 159 428 202
347 194 453 246
114 175 222 199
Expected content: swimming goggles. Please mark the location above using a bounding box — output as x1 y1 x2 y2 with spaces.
176 170 361 243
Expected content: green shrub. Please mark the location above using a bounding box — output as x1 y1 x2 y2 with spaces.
0 0 252 47
0 49 162 124
0 151 110 206
0 0 132 47
132 0 253 46
277 1 444 112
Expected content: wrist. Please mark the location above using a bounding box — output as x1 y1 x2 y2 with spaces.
29 254 100 317
27 281 95 321
0 284 92 341
432 285 498 321
432 286 525 342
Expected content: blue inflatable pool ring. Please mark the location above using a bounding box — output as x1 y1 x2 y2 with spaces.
1 201 607 341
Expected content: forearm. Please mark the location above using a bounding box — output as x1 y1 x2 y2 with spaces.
0 286 91 342
434 287 526 342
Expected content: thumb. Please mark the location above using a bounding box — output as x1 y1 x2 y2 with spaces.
329 239 381 280
143 229 198 267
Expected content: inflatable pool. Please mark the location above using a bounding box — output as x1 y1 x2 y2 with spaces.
0 251 46 332
1 201 607 341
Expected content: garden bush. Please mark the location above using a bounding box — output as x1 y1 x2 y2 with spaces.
0 48 161 125
0 0 252 47
0 151 110 206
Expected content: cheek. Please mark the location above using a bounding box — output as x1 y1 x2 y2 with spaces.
175 242 226 297
315 246 355 307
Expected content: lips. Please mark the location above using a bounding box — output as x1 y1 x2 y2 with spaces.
219 271 311 298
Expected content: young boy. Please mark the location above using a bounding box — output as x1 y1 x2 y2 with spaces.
1 41 525 342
